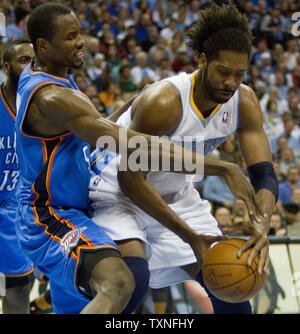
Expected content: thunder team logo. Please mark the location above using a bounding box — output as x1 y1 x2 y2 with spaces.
61 227 87 257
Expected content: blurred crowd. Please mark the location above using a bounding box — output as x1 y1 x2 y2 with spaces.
0 0 300 236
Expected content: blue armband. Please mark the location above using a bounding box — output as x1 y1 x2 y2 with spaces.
247 161 279 202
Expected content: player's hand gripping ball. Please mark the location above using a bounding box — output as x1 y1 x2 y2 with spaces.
202 238 267 303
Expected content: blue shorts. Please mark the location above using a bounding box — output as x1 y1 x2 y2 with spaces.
0 198 34 282
16 203 120 313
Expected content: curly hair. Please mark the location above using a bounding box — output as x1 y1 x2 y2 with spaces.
187 2 253 61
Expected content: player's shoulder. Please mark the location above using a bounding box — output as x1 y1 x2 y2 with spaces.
131 81 182 135
238 84 258 107
135 81 180 108
237 84 263 128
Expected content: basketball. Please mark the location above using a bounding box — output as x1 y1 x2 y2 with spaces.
202 238 267 303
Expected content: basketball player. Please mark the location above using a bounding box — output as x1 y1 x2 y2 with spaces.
0 39 34 313
15 3 255 314
90 3 278 314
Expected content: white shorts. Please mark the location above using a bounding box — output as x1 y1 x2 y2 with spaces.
89 175 222 289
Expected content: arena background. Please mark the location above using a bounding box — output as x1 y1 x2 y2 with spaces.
0 0 300 314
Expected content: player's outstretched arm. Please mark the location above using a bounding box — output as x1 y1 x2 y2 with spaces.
228 84 278 274
29 84 219 173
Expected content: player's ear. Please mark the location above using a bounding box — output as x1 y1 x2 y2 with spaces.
36 38 49 55
2 61 10 75
198 52 207 70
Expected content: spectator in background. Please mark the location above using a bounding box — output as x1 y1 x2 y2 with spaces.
283 187 300 225
15 0 30 25
271 42 285 68
270 118 300 155
284 39 299 72
106 43 121 69
98 78 122 115
202 175 235 211
117 64 138 93
83 37 100 70
269 212 286 236
73 72 91 94
118 5 135 30
148 49 165 74
135 12 152 43
149 36 173 66
171 48 191 74
99 30 117 56
279 147 296 176
263 96 282 138
259 51 275 83
260 86 287 118
186 0 200 25
231 199 249 225
251 38 271 68
272 135 289 162
292 65 300 96
155 57 175 79
241 0 262 34
289 96 300 127
277 166 300 214
271 71 289 101
218 136 241 164
141 25 159 52
90 95 107 117
260 5 285 46
160 17 177 41
87 53 105 82
169 30 187 58
131 51 158 88
245 64 266 95
214 207 233 235
152 0 170 29
107 0 122 18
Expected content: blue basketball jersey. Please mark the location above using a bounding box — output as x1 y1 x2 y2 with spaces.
0 85 19 201
15 64 91 210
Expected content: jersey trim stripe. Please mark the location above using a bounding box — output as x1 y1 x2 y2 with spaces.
29 65 71 83
19 81 72 140
90 149 106 167
4 267 34 278
45 137 64 206
0 86 16 120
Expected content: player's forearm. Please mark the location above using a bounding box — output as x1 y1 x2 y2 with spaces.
117 169 199 244
71 112 233 177
255 189 276 232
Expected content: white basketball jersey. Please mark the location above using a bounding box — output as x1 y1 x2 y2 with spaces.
115 71 240 197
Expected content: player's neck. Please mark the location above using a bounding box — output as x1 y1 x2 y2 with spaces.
34 58 69 79
193 70 219 118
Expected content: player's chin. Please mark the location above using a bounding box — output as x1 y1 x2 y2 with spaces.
71 60 84 69
214 94 232 104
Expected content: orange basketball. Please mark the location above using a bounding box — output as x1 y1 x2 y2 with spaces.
202 238 267 303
